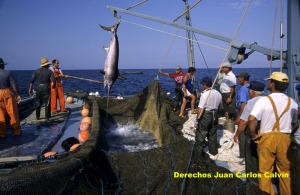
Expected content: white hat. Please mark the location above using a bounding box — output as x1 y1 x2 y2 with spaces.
175 65 181 70
221 62 232 68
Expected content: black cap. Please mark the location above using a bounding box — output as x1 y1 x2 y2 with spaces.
0 58 8 65
201 76 212 85
236 72 250 80
247 81 265 91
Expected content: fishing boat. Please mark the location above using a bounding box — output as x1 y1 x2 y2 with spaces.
0 0 299 194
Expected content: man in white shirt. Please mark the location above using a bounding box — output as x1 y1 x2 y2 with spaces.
233 80 265 184
195 76 222 156
219 62 236 122
248 72 298 195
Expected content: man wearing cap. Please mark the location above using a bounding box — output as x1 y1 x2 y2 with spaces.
195 76 222 155
235 72 250 158
28 58 56 121
159 66 185 111
248 72 298 194
233 80 265 184
0 58 22 137
219 62 236 122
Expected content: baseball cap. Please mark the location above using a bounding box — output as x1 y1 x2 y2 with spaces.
201 76 212 84
265 72 288 83
247 81 265 91
175 65 181 70
221 62 232 68
236 72 250 79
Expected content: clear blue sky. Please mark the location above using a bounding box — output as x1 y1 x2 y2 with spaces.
0 0 287 70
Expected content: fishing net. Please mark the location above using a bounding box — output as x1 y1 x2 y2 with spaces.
0 81 260 194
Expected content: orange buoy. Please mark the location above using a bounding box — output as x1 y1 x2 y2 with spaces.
82 103 90 111
82 116 92 125
81 108 89 117
70 143 81 151
44 151 57 158
78 131 89 143
66 96 73 104
80 122 90 131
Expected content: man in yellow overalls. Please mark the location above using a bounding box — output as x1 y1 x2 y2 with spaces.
0 58 22 138
248 72 298 194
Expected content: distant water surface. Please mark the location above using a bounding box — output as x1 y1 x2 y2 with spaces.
12 68 281 98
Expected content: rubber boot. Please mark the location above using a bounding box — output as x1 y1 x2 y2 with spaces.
0 122 6 138
36 107 41 120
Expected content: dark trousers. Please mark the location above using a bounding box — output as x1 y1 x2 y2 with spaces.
245 133 259 184
293 143 300 195
239 132 246 158
173 86 183 110
35 84 51 120
221 93 236 118
195 110 218 155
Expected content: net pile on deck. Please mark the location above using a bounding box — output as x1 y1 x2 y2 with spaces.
97 81 260 194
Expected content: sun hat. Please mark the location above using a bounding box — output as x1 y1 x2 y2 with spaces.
40 57 51 66
247 81 265 91
201 76 212 85
0 58 8 65
221 62 232 68
175 65 181 70
265 72 288 83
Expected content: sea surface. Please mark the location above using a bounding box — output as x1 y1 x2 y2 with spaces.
12 68 280 98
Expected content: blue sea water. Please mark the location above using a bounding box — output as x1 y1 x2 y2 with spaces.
12 68 280 98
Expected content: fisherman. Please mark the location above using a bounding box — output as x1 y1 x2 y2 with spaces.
49 59 68 113
235 72 250 158
248 72 298 195
233 81 265 184
292 84 300 195
159 65 185 111
195 76 222 156
0 58 22 137
28 58 56 121
219 62 236 122
179 67 196 117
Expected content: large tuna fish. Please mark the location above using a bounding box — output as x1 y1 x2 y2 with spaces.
100 20 123 92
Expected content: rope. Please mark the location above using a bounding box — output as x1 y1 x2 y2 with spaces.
120 19 227 51
192 33 212 78
66 75 103 84
126 0 148 10
173 0 203 22
269 0 279 75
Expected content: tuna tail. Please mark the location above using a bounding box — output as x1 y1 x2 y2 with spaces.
99 19 120 33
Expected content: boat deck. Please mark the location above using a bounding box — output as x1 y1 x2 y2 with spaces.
0 99 84 161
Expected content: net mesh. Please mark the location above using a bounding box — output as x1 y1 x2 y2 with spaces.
0 81 260 194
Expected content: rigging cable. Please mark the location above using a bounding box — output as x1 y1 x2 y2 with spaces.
126 0 148 10
269 0 279 75
197 0 253 123
174 0 203 22
279 0 285 72
119 19 227 51
192 33 213 78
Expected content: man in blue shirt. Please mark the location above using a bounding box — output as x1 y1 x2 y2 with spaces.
236 72 250 158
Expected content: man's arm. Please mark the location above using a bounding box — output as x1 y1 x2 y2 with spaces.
236 102 247 124
233 119 247 143
248 115 258 139
226 86 235 104
159 71 170 77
